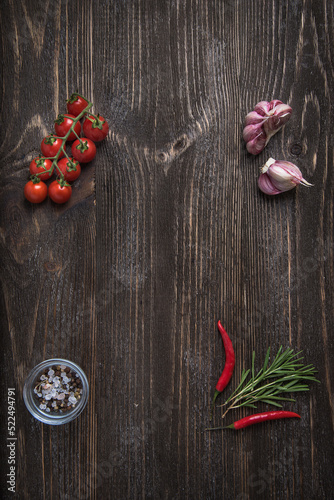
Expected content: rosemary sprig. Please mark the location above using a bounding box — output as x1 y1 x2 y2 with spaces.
220 346 319 419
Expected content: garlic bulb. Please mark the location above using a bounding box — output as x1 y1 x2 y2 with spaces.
243 100 292 155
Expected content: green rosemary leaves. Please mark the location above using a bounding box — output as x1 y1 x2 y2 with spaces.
221 347 319 419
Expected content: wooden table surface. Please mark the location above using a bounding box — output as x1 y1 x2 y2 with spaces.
1 1 333 499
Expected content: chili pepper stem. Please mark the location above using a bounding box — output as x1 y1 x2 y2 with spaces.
210 389 221 420
205 425 234 431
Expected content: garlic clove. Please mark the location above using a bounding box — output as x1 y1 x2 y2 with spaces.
243 124 264 143
258 172 283 195
269 99 283 110
246 130 267 155
254 101 271 116
264 103 292 136
244 111 265 126
273 103 292 122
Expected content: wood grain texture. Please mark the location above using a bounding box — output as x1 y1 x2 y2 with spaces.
0 0 333 499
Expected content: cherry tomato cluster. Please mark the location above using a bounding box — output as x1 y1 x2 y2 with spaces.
24 93 108 204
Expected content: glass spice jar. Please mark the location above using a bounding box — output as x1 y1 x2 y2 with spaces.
23 358 89 425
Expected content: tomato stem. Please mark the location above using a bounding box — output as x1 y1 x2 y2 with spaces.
72 129 81 141
30 175 43 184
75 139 89 152
69 92 90 102
52 160 61 177
85 113 105 129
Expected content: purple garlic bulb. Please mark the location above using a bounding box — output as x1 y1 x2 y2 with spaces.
243 100 292 155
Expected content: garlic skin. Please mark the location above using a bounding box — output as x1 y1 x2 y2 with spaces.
258 158 312 195
243 100 292 155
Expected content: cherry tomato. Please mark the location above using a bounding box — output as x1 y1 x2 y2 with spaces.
54 114 81 141
57 157 81 182
66 93 89 116
24 180 48 203
71 138 97 163
29 157 54 181
41 135 65 159
83 114 109 142
48 180 72 204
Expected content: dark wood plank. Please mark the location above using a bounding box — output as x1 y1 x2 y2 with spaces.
0 0 333 499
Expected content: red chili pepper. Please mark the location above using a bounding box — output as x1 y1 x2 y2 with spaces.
208 411 301 431
211 321 235 415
